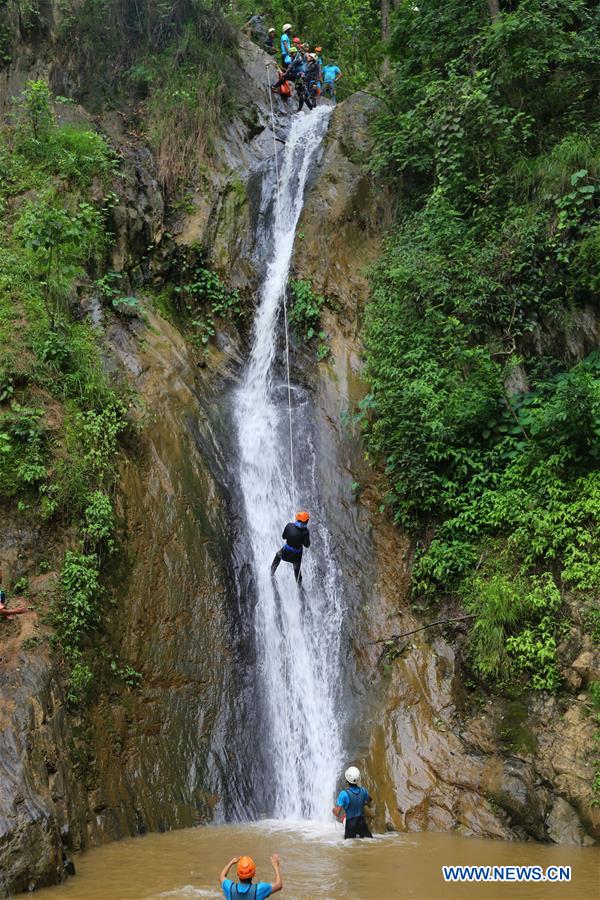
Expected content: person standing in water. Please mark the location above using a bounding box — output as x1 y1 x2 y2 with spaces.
332 766 374 839
219 854 283 898
270 511 310 583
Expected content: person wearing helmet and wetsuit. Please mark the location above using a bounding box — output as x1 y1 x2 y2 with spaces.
270 511 310 583
332 766 374 839
271 46 304 92
219 854 283 899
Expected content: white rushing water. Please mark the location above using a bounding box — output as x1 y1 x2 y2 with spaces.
234 107 343 820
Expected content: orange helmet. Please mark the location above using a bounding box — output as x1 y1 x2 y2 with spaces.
237 857 256 880
296 511 310 523
315 46 322 52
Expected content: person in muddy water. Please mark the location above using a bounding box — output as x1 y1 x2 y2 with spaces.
219 853 283 898
332 766 374 839
270 511 310 583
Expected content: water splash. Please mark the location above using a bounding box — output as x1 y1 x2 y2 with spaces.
234 107 343 820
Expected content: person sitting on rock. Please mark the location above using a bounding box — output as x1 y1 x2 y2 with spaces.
219 853 283 899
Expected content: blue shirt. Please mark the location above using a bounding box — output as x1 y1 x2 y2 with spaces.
280 33 291 58
322 65 341 83
222 880 272 900
337 785 370 818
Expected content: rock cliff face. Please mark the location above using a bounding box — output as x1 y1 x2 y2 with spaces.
1 21 598 899
0 28 277 895
294 92 600 848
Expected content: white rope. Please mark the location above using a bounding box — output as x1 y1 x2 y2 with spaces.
265 66 297 514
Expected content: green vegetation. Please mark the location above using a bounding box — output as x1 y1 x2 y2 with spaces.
154 245 245 348
234 0 381 94
361 1 600 692
289 279 330 360
0 80 132 700
57 0 238 191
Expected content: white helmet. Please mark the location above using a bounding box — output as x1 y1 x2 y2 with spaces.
345 766 360 785
283 23 292 32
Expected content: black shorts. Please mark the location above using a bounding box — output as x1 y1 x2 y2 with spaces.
344 815 372 839
280 548 302 564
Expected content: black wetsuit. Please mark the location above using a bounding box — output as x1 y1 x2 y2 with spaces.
271 521 310 582
305 60 320 103
296 75 314 111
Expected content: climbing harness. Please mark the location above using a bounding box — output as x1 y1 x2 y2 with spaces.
265 65 297 512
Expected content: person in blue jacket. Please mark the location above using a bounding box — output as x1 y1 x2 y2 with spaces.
332 766 374 839
280 23 293 66
322 62 342 102
219 854 283 899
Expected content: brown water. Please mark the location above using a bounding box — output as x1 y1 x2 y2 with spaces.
37 822 599 900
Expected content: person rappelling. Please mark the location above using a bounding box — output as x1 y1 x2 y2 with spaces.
332 766 374 840
270 511 310 583
271 45 304 94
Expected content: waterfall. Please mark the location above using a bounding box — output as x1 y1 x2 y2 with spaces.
234 107 343 821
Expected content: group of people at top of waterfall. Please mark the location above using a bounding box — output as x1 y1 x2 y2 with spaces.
219 767 372 897
265 23 342 112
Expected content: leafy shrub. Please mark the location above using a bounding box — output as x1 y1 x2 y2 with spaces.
66 661 94 705
363 0 600 698
54 550 102 655
0 404 48 498
289 279 329 358
172 255 244 347
465 572 561 690
82 490 115 549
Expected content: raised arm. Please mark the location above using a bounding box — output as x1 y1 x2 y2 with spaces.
219 857 239 885
270 853 283 894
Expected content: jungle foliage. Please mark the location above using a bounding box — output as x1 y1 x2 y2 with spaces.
55 0 239 190
0 81 130 699
362 0 600 691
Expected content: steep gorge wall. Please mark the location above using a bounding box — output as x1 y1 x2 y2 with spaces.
294 93 600 847
0 24 281 893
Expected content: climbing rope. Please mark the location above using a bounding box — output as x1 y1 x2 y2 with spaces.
266 67 297 512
